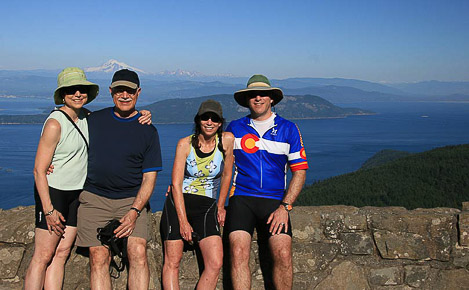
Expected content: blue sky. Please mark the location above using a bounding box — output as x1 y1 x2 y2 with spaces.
1 0 468 82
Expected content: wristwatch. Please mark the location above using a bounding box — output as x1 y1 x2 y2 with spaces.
281 202 293 212
130 207 141 217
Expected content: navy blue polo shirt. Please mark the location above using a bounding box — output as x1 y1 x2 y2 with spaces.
84 107 163 199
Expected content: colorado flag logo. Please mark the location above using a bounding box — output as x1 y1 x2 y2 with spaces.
241 134 259 153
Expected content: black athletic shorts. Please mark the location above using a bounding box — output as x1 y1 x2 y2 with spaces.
160 192 220 241
34 184 81 229
225 195 292 239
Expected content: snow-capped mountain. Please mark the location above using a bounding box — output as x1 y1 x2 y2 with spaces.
157 69 204 77
83 59 237 80
85 59 146 74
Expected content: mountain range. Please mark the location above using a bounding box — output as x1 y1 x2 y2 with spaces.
1 59 469 103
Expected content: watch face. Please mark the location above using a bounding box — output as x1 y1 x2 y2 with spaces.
285 204 293 211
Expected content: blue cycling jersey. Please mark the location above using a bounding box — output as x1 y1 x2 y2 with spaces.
226 114 308 200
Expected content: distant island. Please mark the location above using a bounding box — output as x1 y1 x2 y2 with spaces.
0 94 374 124
141 94 374 123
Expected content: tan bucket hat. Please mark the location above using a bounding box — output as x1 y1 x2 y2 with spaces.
53 67 99 105
234 74 283 108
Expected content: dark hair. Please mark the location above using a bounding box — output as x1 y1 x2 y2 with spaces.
191 115 225 156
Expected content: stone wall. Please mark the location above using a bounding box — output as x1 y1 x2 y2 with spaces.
1 203 469 289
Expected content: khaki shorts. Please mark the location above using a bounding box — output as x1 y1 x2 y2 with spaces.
76 190 149 247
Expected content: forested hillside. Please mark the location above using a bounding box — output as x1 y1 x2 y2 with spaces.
142 94 373 123
359 149 411 170
297 144 469 209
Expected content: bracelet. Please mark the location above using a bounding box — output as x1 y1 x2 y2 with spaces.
130 207 141 217
45 208 55 216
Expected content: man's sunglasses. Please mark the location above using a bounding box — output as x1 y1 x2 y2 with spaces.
62 86 88 95
248 91 271 99
112 87 138 97
200 113 221 123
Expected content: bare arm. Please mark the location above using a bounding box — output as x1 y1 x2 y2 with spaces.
115 171 158 238
170 136 194 241
217 132 234 226
267 169 306 235
33 118 66 235
282 169 306 205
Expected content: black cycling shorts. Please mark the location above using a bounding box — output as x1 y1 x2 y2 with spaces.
34 184 81 229
225 195 292 239
160 192 220 241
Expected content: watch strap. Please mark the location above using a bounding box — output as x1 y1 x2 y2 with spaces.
130 207 141 217
281 202 293 212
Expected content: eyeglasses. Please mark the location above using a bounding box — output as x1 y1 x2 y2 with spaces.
63 86 88 95
200 113 221 123
112 87 137 97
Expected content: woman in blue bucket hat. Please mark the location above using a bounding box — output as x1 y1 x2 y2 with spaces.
24 67 151 289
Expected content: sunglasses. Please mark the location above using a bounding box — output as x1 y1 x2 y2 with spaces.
200 113 221 123
62 86 88 95
112 87 137 97
248 91 271 99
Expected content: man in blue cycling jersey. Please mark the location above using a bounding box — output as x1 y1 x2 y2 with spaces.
225 74 308 289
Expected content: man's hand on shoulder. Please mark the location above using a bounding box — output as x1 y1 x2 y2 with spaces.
138 110 152 125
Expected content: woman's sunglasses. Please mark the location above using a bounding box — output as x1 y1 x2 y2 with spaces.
200 113 221 123
63 85 89 95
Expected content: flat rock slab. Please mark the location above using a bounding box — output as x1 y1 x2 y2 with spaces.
0 243 24 279
315 261 370 290
0 207 35 244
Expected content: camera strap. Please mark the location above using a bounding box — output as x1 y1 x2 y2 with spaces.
97 219 129 278
109 238 128 278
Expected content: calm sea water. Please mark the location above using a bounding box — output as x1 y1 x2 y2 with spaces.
1 101 469 211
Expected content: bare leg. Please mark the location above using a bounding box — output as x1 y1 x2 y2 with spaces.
24 228 61 290
127 236 149 290
269 234 293 290
89 245 112 290
162 240 184 290
229 231 252 290
197 236 223 289
44 226 77 290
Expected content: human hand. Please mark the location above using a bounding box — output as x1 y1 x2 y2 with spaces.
217 206 226 227
267 206 289 235
45 209 66 236
115 210 138 238
179 220 194 242
46 164 54 175
138 110 152 125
